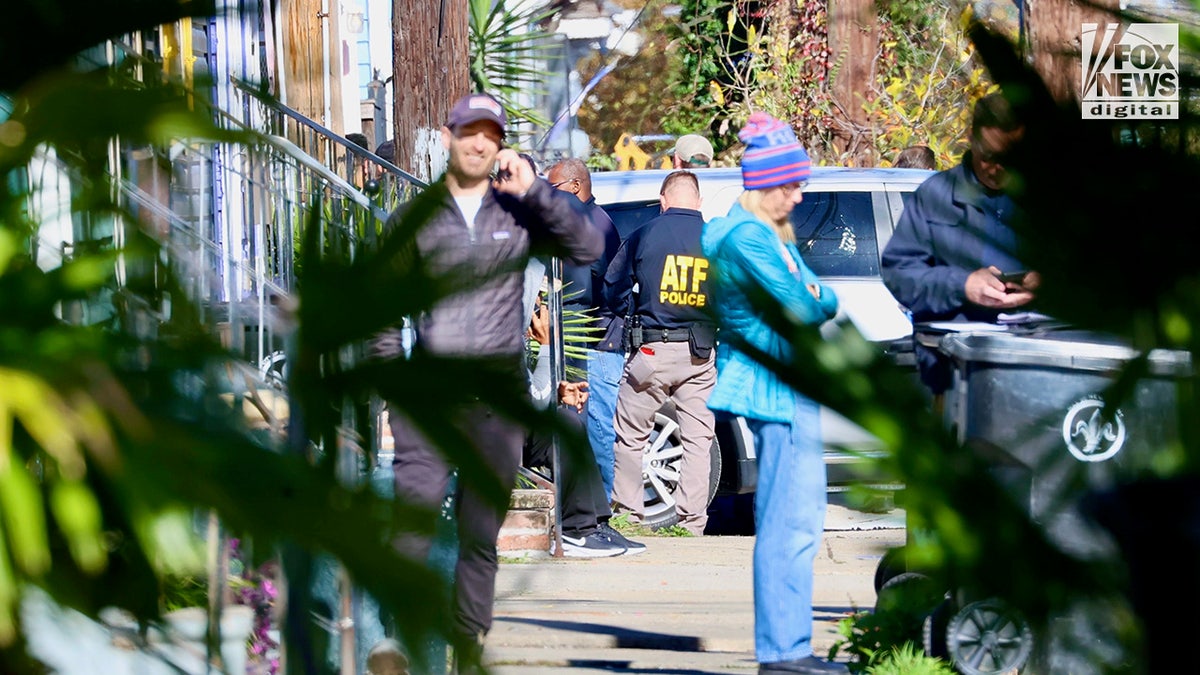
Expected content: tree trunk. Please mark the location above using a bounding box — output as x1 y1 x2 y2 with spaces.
391 0 470 181
1027 0 1120 104
826 0 879 166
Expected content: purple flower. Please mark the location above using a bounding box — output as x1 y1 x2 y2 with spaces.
231 556 281 675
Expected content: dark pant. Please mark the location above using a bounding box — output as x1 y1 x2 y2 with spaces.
523 407 611 538
388 403 523 639
914 339 953 396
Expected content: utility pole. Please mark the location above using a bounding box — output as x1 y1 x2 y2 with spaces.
392 0 470 181
826 0 880 166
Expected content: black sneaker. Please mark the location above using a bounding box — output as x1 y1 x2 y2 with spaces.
560 531 626 558
451 631 485 675
598 522 647 556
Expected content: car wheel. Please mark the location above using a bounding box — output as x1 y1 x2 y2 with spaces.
873 572 945 647
641 409 721 529
259 350 288 389
874 546 908 593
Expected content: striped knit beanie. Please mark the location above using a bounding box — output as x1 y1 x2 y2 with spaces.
738 112 811 190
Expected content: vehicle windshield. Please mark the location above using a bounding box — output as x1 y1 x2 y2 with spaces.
791 191 879 276
601 190 882 278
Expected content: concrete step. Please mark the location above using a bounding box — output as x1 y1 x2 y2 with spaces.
498 488 555 556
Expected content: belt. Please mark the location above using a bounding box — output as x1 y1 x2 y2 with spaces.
642 328 691 343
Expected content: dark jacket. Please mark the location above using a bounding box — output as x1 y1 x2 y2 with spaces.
562 196 622 351
880 155 1025 323
605 207 712 332
377 178 603 360
880 156 1026 393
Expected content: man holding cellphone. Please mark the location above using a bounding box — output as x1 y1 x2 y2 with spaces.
376 92 603 673
881 93 1040 395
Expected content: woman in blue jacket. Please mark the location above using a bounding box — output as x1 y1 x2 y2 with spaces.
701 112 845 675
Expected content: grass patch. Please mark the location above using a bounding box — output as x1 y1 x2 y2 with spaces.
608 514 694 537
498 552 545 564
864 642 955 674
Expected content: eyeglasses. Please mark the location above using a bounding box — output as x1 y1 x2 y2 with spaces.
972 140 1010 166
550 178 576 189
779 181 808 194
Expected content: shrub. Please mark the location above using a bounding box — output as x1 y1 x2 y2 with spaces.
865 642 955 675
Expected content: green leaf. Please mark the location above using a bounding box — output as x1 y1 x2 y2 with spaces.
0 451 49 576
49 480 105 574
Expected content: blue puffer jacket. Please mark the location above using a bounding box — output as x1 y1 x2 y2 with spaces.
701 202 838 423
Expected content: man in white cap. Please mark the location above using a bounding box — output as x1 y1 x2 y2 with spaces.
673 133 714 168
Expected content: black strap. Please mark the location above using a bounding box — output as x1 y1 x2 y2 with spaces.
642 328 691 343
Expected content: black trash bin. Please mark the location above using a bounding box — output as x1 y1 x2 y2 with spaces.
941 331 1188 553
928 330 1190 675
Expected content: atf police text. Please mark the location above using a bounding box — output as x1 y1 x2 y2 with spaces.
660 255 708 307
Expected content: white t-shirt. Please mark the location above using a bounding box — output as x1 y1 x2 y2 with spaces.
454 195 483 235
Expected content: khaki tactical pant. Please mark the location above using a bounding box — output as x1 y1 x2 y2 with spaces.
610 340 717 535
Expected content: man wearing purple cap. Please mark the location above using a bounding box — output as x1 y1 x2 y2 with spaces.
701 112 848 674
377 92 603 672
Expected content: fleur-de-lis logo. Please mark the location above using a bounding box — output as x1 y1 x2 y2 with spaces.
1061 397 1126 462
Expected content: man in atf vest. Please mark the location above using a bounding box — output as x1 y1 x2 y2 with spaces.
604 170 717 535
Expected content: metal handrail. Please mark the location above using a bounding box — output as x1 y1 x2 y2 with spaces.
265 134 389 221
230 77 427 189
40 27 424 674
119 177 291 300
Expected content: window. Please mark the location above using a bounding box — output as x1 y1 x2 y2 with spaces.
602 200 661 241
791 191 879 277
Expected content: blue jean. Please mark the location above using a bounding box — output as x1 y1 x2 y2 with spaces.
586 349 625 500
748 396 827 663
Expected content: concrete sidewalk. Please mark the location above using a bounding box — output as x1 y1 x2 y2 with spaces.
18 502 903 675
486 504 906 674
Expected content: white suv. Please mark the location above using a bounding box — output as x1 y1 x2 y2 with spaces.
590 166 933 528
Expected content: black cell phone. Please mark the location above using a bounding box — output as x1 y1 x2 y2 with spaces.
496 168 512 182
998 270 1028 284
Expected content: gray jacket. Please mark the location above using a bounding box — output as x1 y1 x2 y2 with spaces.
379 178 603 361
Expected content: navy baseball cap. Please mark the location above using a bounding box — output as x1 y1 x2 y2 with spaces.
446 93 506 134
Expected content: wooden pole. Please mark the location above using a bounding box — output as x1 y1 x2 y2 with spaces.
1027 0 1120 104
391 0 470 181
327 0 345 134
825 0 880 166
280 0 326 123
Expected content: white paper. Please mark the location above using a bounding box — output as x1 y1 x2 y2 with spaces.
923 321 1010 332
997 312 1055 324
